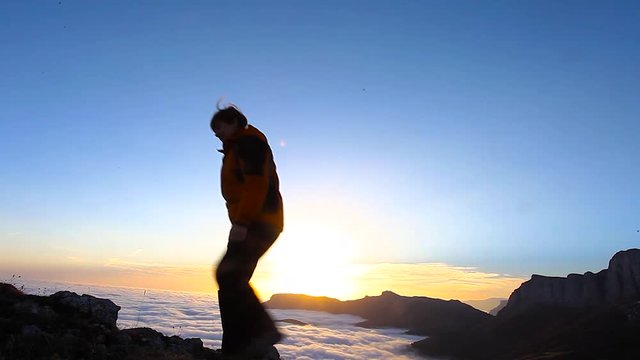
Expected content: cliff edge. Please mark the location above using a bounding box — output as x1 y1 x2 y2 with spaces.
499 249 640 318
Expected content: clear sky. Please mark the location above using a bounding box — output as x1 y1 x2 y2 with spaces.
1 1 638 300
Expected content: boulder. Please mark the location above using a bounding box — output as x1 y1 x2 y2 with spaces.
51 290 121 327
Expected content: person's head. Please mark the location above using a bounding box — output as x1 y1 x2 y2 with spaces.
210 104 248 142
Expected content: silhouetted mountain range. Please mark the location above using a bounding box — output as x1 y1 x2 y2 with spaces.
265 290 492 336
266 249 640 360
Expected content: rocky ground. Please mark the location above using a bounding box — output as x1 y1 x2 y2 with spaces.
0 283 279 360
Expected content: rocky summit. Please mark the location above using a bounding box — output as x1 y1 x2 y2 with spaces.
0 283 279 360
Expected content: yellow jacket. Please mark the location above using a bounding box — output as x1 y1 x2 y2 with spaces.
219 125 283 231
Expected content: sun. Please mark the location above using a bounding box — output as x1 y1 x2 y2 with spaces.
255 221 360 300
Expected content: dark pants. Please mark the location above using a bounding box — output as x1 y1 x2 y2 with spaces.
215 223 280 354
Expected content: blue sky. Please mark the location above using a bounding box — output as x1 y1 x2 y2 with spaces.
1 1 638 297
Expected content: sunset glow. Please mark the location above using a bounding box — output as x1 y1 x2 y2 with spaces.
257 221 360 299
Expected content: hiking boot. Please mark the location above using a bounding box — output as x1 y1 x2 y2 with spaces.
258 345 280 360
242 330 283 359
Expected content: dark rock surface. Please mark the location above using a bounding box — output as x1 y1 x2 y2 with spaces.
0 283 273 360
50 290 121 326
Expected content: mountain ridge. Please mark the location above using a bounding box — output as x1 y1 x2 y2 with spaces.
265 289 492 337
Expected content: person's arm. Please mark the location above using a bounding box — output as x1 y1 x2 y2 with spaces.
234 135 271 226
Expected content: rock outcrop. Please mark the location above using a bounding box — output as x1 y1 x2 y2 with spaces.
0 283 230 360
606 249 640 303
499 249 640 318
50 290 121 326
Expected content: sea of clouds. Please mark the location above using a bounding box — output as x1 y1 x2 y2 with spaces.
15 279 435 360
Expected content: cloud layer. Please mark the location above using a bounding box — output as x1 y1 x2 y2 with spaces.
18 279 430 360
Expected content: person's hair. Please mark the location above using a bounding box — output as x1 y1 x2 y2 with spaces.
210 103 248 131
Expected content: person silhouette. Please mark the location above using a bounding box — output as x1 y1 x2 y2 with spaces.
211 104 283 359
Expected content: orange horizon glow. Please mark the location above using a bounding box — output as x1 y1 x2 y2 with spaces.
1 259 525 302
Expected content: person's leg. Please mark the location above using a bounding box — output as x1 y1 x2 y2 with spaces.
216 241 255 354
241 224 282 350
216 224 281 354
